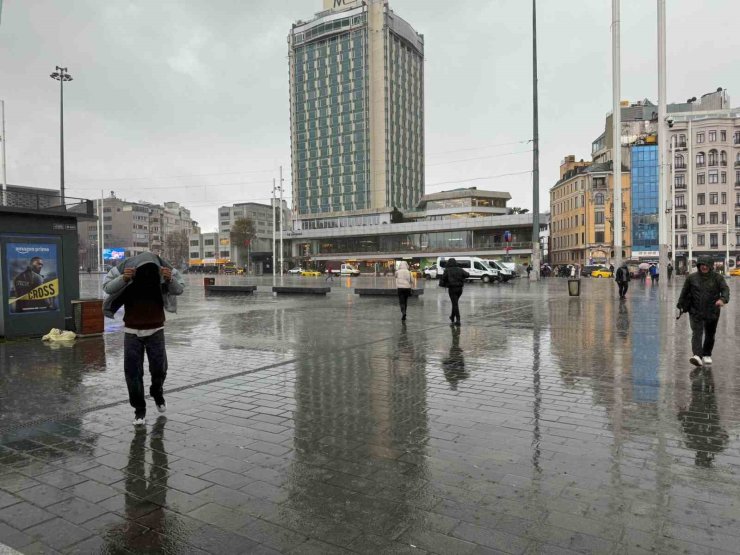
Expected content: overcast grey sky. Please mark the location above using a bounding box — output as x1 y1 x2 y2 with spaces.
2 0 739 232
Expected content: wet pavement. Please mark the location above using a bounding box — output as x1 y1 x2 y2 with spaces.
0 273 739 554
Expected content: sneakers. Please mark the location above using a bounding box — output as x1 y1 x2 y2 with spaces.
690 355 704 367
156 400 167 414
703 356 713 365
133 416 146 426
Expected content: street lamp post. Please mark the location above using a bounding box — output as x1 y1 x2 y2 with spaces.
530 0 541 281
50 66 73 204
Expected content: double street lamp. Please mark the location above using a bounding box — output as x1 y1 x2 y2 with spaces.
50 66 73 204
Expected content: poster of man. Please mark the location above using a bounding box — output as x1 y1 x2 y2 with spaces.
6 243 61 314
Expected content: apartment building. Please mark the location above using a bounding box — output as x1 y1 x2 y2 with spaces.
78 196 194 269
550 156 631 266
669 98 740 268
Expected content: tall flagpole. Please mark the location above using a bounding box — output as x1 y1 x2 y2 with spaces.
530 0 541 281
657 0 669 277
612 0 623 270
1 100 7 206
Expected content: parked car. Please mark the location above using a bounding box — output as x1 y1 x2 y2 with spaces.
423 264 439 279
300 270 322 277
436 256 499 283
591 268 613 278
287 267 303 275
729 267 740 277
581 265 606 277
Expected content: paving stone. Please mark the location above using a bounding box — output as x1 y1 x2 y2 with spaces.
24 517 93 550
0 501 56 530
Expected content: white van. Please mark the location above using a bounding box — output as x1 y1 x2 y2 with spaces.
485 260 514 282
329 263 361 276
436 256 499 283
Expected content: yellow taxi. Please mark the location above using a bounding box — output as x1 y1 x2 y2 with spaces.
730 267 740 277
300 270 322 277
591 268 613 279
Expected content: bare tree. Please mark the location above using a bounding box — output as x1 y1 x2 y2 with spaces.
163 229 190 268
230 217 256 269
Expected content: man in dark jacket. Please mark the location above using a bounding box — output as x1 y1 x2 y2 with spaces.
615 262 631 299
677 257 730 367
439 258 469 326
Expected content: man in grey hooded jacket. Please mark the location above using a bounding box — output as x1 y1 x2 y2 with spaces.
103 253 184 425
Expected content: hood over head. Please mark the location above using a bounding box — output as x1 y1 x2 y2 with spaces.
446 258 457 267
697 257 714 271
397 261 409 271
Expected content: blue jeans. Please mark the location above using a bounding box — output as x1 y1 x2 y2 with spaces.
124 330 168 417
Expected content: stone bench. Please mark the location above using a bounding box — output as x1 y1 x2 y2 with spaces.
205 285 257 295
272 286 330 295
354 288 424 297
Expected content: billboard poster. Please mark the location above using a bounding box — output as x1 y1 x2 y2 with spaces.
6 243 61 314
103 248 125 261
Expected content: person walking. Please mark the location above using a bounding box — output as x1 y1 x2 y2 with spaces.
103 253 185 426
667 262 674 281
649 263 659 285
325 265 334 281
677 257 730 367
395 261 413 322
526 264 532 279
439 258 469 326
615 262 631 299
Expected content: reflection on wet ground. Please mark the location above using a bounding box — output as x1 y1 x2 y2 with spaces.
0 274 739 553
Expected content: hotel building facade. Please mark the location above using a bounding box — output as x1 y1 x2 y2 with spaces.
288 0 424 230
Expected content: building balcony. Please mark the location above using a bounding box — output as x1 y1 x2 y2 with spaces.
675 224 688 230
735 161 740 167
674 164 686 170
709 161 718 167
675 205 687 211
696 162 706 168
674 184 686 190
721 161 728 167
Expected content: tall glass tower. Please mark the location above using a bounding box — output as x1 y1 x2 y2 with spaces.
289 0 424 229
631 144 659 255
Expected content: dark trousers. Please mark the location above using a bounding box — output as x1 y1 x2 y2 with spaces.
124 330 168 417
689 315 719 357
448 286 463 322
618 282 628 298
397 288 411 315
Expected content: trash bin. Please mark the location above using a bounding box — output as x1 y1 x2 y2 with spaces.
204 277 215 287
72 299 104 336
568 279 581 297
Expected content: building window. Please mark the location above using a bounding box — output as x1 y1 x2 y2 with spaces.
679 134 687 146
595 212 605 224
710 212 718 224
697 173 706 185
722 172 727 184
697 132 705 144
698 213 705 225
675 154 685 168
721 150 728 165
675 194 685 207
721 130 727 142
675 175 685 187
594 193 604 205
710 193 718 204
709 150 718 166
709 171 719 184
721 192 727 204
709 130 717 142
721 212 727 224
697 193 705 205
595 231 605 243
735 132 740 145
697 233 705 246
710 233 718 248
696 152 705 166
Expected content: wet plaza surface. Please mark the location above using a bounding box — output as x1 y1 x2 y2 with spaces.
0 273 739 554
